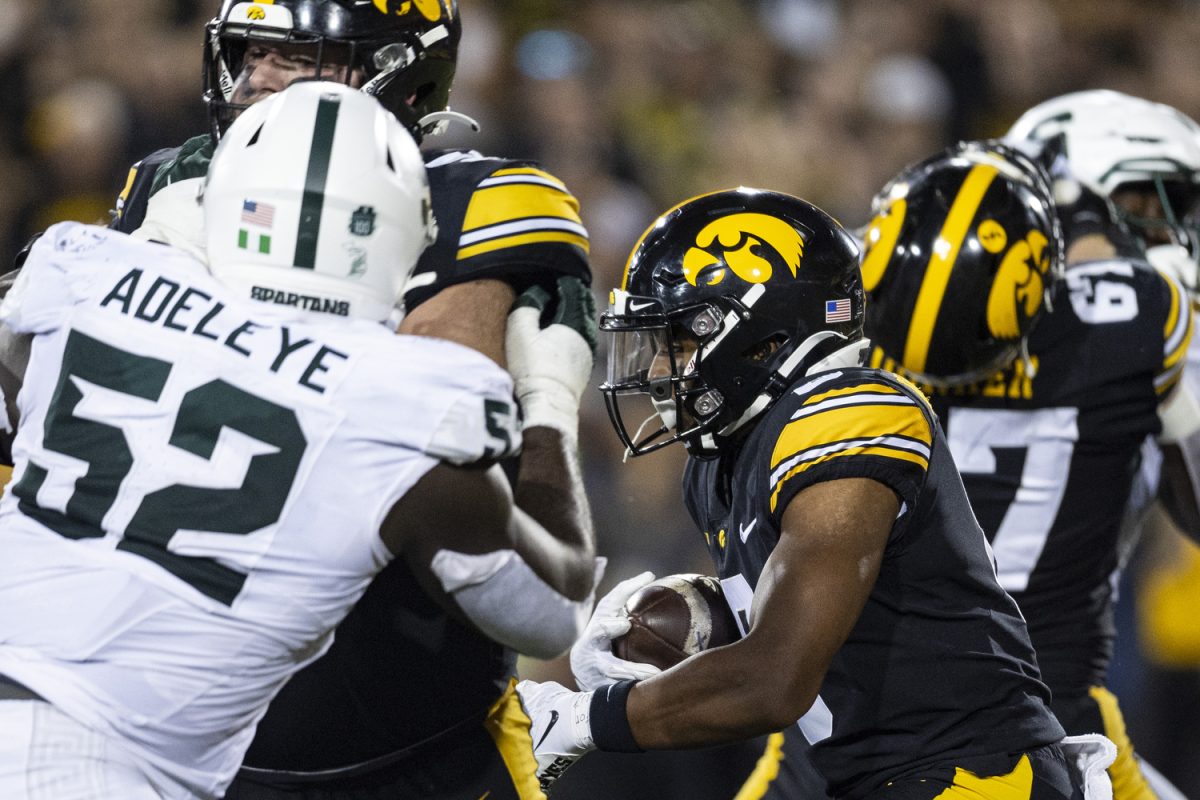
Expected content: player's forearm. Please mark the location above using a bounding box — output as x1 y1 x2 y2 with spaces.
624 636 817 749
511 426 597 601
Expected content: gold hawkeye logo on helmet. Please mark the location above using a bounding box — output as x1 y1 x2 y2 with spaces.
986 228 1050 339
373 0 447 21
682 213 805 287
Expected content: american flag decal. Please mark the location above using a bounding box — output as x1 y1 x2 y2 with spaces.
825 298 852 322
242 200 275 228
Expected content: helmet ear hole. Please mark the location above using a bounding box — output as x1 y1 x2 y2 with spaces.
741 333 786 364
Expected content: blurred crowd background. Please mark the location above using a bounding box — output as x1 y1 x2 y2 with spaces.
1 0 1198 796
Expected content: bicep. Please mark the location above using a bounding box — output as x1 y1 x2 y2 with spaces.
747 478 897 690
398 279 515 367
381 462 515 563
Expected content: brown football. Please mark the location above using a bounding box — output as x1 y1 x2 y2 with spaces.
611 574 740 670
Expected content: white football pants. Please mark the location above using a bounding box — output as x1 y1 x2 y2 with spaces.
0 700 163 799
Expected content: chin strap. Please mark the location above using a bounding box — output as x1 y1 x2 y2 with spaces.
418 109 481 138
804 338 870 376
717 334 867 440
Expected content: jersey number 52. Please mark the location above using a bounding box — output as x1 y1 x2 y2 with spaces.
12 330 307 605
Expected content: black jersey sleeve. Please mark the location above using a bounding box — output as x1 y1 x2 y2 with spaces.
110 135 214 234
761 369 934 527
1152 266 1193 398
405 150 591 310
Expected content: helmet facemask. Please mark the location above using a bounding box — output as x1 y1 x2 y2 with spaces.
203 0 460 141
1109 168 1200 291
601 293 728 457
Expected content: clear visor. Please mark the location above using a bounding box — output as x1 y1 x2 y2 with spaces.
606 326 672 389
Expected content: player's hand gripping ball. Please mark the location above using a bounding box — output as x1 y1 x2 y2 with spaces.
611 574 739 669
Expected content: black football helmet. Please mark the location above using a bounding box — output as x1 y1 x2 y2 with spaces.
203 0 460 138
600 188 865 457
861 140 1063 387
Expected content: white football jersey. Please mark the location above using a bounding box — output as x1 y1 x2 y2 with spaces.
0 223 520 799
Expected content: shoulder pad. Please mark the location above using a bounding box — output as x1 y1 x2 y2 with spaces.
405 153 591 310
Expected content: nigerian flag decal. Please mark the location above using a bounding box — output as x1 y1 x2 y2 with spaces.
238 229 272 254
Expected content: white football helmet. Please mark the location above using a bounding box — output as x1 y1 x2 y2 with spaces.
1007 89 1200 289
203 81 436 325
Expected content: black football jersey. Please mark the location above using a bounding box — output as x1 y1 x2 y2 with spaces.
684 366 1064 799
869 259 1192 695
109 136 591 770
111 137 592 311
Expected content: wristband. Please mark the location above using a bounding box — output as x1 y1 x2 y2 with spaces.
588 679 643 753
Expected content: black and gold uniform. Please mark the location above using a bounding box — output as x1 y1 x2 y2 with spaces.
685 366 1068 800
857 138 1196 800
111 135 588 800
869 257 1191 800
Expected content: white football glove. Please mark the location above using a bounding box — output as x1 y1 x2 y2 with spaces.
506 278 596 441
570 571 663 691
515 679 595 793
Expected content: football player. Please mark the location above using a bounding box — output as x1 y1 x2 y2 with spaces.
96 2 600 798
1006 90 1200 553
0 82 592 800
861 133 1198 800
516 188 1115 799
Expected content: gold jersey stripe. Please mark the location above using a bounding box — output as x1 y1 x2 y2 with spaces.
772 401 932 469
462 183 583 234
458 230 590 261
1164 329 1191 371
1161 274 1193 373
484 678 547 800
1087 685 1158 800
733 732 786 799
803 381 903 407
932 753 1032 799
0 464 11 488
804 379 933 415
116 166 138 209
769 444 930 512
903 164 1000 374
1163 267 1182 339
1156 370 1183 397
489 166 567 183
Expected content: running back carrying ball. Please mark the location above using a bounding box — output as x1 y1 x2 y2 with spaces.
611 574 739 669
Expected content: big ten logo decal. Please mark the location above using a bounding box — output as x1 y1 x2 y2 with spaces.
682 213 807 287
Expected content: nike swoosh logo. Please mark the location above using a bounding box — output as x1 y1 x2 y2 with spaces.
628 300 656 312
739 518 757 542
535 709 560 750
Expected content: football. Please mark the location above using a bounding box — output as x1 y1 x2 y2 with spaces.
611 574 740 670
